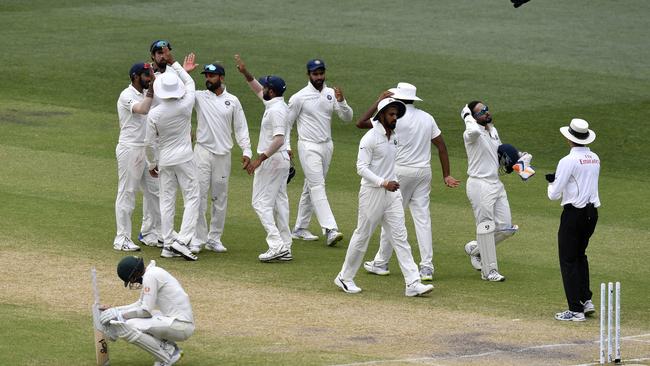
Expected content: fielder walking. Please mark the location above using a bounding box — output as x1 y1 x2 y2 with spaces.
358 84 460 281
335 98 433 297
145 46 199 261
235 54 293 262
114 62 162 252
99 256 194 366
548 119 600 322
460 101 519 281
189 62 253 254
287 58 353 246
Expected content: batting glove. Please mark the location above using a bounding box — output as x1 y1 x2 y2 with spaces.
461 105 476 124
100 308 123 325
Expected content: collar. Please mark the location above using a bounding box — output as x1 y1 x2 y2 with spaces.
263 96 285 107
208 86 228 97
128 84 144 96
571 146 591 153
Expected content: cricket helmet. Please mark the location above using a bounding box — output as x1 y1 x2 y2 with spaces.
497 144 519 174
117 256 144 288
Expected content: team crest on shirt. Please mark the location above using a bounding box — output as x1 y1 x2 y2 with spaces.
394 139 398 145
225 101 231 106
327 95 332 101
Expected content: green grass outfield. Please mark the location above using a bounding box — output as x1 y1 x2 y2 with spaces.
1 1 649 365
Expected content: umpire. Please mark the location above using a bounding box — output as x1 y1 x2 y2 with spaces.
547 118 600 322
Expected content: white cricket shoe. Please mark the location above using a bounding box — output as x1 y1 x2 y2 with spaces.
326 229 343 246
464 241 482 271
481 269 506 282
363 261 390 276
189 243 202 254
554 310 586 322
419 266 434 281
153 340 183 366
204 239 228 253
113 237 141 252
138 232 162 247
334 275 362 294
277 250 293 261
291 228 319 241
258 247 289 262
405 281 434 297
160 247 181 258
170 240 198 261
582 300 595 315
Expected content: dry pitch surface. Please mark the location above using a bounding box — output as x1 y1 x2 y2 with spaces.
4 249 650 366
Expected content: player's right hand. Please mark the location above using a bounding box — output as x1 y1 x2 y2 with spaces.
234 54 247 74
384 181 400 192
99 308 120 325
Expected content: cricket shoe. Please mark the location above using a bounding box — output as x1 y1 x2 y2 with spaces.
419 266 434 281
189 243 202 254
464 241 481 271
160 247 181 258
170 240 198 261
113 237 141 252
405 281 434 297
481 269 506 282
554 310 586 322
363 261 390 276
325 229 343 246
258 247 290 262
153 340 183 366
204 239 228 253
277 250 293 261
291 228 319 241
582 300 595 316
334 275 361 294
138 232 162 247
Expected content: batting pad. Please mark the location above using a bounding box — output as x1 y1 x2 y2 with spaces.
476 220 498 277
108 320 173 363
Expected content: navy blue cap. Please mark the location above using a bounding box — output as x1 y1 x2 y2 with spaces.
150 39 172 53
258 75 287 95
306 59 326 72
201 63 225 75
129 62 151 78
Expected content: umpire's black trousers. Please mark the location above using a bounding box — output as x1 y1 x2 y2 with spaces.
558 203 598 312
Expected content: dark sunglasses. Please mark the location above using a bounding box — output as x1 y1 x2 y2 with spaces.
474 105 489 118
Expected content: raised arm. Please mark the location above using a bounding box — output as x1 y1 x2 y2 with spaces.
356 90 393 129
333 86 353 122
235 54 263 100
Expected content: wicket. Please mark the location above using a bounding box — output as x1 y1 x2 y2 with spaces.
599 281 621 364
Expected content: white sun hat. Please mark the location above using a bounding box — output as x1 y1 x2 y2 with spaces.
154 72 186 99
372 98 406 121
388 82 422 101
560 118 596 145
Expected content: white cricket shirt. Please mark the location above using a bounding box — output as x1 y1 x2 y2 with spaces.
116 84 147 147
287 82 353 143
463 121 501 182
394 104 441 168
257 96 289 154
139 261 194 323
195 87 252 158
145 62 195 167
357 121 398 187
547 146 601 208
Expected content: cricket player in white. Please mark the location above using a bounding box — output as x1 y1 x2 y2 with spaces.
235 55 293 262
100 256 194 366
359 84 460 281
460 101 519 282
190 62 252 254
114 62 161 252
335 98 433 297
288 59 353 246
145 46 199 261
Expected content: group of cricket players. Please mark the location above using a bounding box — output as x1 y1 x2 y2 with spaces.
101 39 601 364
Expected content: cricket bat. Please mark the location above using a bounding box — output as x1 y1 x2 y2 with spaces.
91 267 110 366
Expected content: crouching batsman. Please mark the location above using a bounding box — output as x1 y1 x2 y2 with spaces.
460 101 534 282
99 256 194 365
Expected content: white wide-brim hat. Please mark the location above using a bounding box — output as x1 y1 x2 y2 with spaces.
560 118 596 145
388 82 422 101
154 72 185 99
372 98 406 121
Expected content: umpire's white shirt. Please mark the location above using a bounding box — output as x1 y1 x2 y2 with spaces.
395 105 441 168
463 121 501 182
547 147 601 208
194 87 252 158
117 85 147 147
258 96 289 154
357 121 398 187
287 82 353 143
146 62 195 167
139 261 194 323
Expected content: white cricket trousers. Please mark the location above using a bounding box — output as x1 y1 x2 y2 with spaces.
193 144 231 244
466 177 512 239
159 159 200 246
339 186 420 285
252 151 292 251
115 144 161 242
294 140 338 231
373 165 433 269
